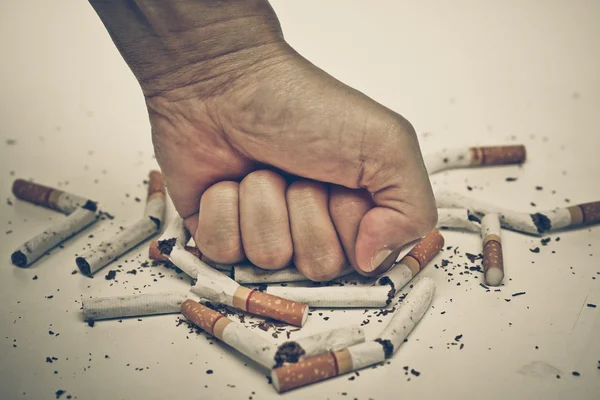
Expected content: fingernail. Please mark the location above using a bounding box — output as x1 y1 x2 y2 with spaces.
370 248 393 272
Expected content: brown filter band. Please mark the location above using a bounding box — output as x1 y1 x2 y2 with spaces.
147 170 166 197
399 229 444 276
180 299 228 337
568 201 600 226
233 286 308 327
148 240 201 262
469 145 526 166
12 179 61 211
272 351 342 393
483 233 501 247
482 240 503 272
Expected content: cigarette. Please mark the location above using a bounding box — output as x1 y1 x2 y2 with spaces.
265 286 390 308
82 292 189 321
425 145 526 174
436 208 481 232
232 264 353 284
376 230 444 303
271 278 435 393
148 240 202 262
12 179 90 215
436 190 600 235
76 171 166 276
160 217 309 326
11 202 99 267
481 214 504 286
181 300 364 369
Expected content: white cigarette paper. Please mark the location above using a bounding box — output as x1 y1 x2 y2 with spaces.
425 145 526 175
11 205 99 267
233 265 308 283
436 208 481 232
76 172 166 276
424 148 472 174
82 292 189 321
265 286 390 308
435 190 572 235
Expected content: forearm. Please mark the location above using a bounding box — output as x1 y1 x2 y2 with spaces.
89 0 286 97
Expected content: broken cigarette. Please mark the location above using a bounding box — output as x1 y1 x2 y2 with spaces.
436 208 481 232
271 278 435 393
148 240 202 263
232 264 353 284
82 292 189 321
435 190 600 235
376 229 444 303
265 285 390 308
12 179 90 215
481 214 504 286
76 171 166 276
425 145 526 175
160 217 308 326
181 299 363 369
11 201 99 267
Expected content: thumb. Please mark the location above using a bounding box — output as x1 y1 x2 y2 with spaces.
352 123 438 276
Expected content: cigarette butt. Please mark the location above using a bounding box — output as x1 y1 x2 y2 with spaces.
481 214 504 286
180 299 230 339
148 240 201 262
147 170 166 197
568 201 600 226
272 350 345 393
12 179 89 215
469 145 526 166
232 286 308 327
398 229 444 276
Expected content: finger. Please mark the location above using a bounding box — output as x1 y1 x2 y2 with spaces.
195 181 245 264
286 180 347 282
329 185 374 271
239 170 293 269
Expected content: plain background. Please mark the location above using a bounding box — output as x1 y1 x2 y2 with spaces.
1 1 599 399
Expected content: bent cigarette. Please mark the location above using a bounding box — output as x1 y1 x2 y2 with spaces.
11 201 99 267
82 292 189 321
76 171 166 276
271 278 435 393
181 300 363 369
425 145 526 174
12 179 90 215
265 286 390 308
161 217 308 326
436 190 600 235
436 208 481 232
481 214 504 286
376 230 444 303
232 264 353 284
148 240 202 262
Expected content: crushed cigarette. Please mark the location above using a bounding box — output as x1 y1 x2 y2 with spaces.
425 145 526 174
12 179 90 215
481 214 504 286
82 292 189 321
436 208 481 232
11 201 99 267
148 239 202 263
265 285 390 308
271 278 435 392
377 230 444 304
76 171 166 276
435 190 600 235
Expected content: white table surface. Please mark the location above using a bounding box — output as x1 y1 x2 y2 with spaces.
1 1 599 399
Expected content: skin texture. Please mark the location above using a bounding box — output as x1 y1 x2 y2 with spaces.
89 0 437 279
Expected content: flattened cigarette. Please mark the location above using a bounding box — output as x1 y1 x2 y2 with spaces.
376 230 444 303
265 286 390 308
160 217 308 326
376 277 436 357
76 171 166 276
148 240 202 262
436 208 481 232
12 179 90 215
481 214 504 286
82 292 189 321
425 145 526 174
181 300 363 369
271 278 435 393
232 264 352 284
11 202 99 267
436 190 600 235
